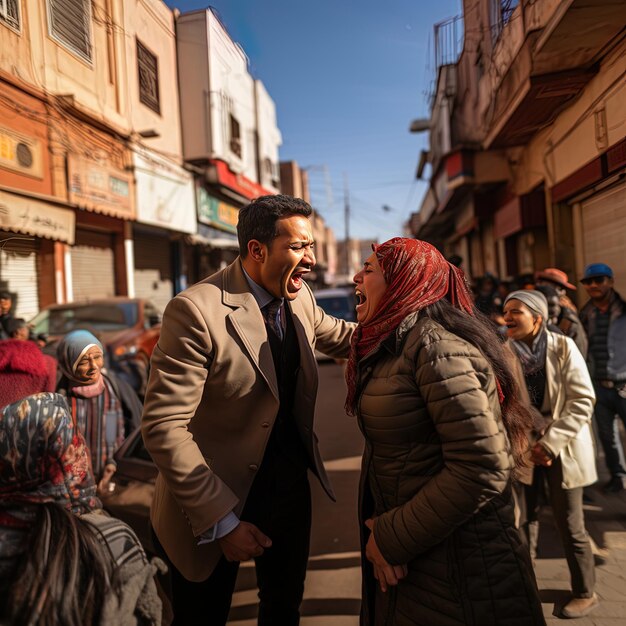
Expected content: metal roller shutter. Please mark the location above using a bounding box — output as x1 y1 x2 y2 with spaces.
71 228 115 300
0 237 39 320
133 232 173 313
582 181 626 295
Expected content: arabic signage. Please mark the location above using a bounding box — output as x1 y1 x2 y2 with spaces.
0 189 75 244
133 148 196 233
0 126 44 179
68 155 133 219
197 187 239 234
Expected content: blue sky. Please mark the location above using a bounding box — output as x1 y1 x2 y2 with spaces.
167 1 462 242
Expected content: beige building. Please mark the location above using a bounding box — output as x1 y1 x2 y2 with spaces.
176 8 281 280
410 0 626 300
121 0 196 311
336 238 378 284
280 160 339 287
0 0 200 311
0 0 135 310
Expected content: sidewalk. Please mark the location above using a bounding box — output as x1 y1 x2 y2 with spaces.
535 467 626 624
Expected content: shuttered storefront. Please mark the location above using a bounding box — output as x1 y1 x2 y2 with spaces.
582 181 626 295
133 232 173 313
71 228 115 300
0 237 39 320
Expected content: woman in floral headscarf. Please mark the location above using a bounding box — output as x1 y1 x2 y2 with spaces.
56 330 142 493
348 238 544 626
0 392 163 626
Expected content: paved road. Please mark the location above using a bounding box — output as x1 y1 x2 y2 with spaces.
227 362 626 625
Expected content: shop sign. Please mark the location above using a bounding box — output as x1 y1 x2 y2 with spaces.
133 150 196 233
68 156 133 219
197 187 238 234
0 126 44 179
211 159 274 201
0 189 75 243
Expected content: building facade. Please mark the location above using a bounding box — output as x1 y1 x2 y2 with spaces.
410 0 626 299
279 160 339 287
176 8 281 280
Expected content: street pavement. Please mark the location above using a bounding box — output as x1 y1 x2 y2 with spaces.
227 363 626 624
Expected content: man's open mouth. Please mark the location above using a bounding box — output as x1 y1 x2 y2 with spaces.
289 269 309 289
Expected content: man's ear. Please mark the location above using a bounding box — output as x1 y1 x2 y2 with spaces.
248 239 265 262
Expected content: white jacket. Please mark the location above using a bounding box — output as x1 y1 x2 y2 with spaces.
540 331 597 489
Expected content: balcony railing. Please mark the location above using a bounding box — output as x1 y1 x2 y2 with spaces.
425 15 463 106
434 15 463 71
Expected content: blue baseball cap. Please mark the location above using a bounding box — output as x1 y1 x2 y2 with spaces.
582 263 613 281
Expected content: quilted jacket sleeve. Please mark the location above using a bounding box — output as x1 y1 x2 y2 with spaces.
374 330 512 565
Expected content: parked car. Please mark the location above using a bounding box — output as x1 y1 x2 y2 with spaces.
28 297 162 395
313 287 357 362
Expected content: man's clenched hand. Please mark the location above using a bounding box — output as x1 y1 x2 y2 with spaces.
218 522 272 562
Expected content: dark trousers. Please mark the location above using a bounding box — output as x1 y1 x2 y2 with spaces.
594 383 626 478
519 458 595 597
155 464 311 626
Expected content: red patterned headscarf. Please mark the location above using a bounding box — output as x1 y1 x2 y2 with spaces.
345 237 474 415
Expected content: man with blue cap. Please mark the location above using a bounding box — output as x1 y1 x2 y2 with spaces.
580 263 626 492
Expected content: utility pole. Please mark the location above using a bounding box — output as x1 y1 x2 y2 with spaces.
343 172 350 277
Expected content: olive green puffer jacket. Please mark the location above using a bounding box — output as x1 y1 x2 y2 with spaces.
357 313 545 626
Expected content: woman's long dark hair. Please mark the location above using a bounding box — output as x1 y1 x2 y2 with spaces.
422 298 533 473
5 503 113 626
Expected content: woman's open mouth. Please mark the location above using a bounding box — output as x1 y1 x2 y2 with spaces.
355 290 367 312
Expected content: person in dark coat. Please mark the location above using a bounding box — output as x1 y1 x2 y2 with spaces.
0 291 15 340
347 237 545 626
579 263 626 493
535 267 587 357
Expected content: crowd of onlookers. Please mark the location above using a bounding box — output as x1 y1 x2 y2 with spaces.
463 261 626 493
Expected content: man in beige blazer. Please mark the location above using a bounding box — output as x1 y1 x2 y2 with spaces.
142 195 355 626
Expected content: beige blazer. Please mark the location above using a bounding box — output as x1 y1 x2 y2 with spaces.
141 259 355 581
539 331 598 489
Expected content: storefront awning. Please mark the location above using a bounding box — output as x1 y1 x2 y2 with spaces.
187 232 240 250
0 188 75 244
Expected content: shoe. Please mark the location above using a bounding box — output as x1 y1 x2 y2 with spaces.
560 594 599 618
603 476 624 493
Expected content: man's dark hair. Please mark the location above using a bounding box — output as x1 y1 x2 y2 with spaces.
237 195 312 258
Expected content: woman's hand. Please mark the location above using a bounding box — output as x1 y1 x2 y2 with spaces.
530 443 553 467
97 463 117 495
365 518 408 592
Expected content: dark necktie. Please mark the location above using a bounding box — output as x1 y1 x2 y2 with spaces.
263 299 283 340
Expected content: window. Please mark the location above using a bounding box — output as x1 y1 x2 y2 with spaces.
47 0 92 62
137 39 160 114
229 114 242 158
264 158 279 188
0 0 20 31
